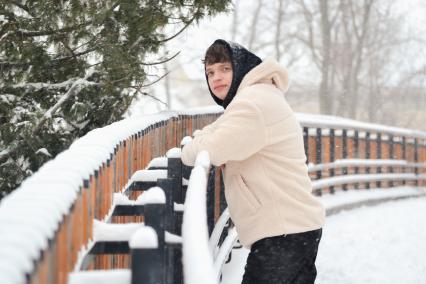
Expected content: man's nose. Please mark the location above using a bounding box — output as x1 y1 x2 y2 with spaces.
213 72 223 82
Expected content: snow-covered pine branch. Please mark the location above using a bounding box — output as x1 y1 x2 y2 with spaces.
11 78 79 91
32 68 99 135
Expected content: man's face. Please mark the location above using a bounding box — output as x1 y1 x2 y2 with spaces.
205 62 233 101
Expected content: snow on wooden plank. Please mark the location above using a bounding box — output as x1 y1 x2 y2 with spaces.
134 187 166 205
93 220 144 242
129 226 158 249
130 169 167 182
68 269 131 284
148 157 168 168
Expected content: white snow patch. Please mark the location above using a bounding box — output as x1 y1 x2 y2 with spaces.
135 187 166 205
35 148 52 157
68 269 131 284
93 220 144 242
194 150 211 170
312 173 424 190
166 147 181 158
165 231 183 244
174 202 185 212
320 186 426 209
130 169 167 182
129 226 158 249
113 193 134 206
148 157 168 168
316 197 426 283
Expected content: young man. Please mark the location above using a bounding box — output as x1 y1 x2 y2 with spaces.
181 39 325 283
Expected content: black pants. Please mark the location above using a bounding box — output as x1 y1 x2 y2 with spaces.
241 229 322 284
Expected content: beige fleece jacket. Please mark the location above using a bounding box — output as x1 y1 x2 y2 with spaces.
181 58 325 247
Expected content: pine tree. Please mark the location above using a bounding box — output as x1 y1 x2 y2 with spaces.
0 0 230 197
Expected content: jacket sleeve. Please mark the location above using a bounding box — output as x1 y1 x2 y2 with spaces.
181 98 267 166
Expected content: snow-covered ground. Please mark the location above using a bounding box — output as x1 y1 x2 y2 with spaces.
221 187 426 284
316 196 426 284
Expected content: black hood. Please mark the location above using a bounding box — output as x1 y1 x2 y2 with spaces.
205 39 262 109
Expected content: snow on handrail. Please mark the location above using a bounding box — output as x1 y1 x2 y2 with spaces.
308 159 409 172
182 151 216 284
296 113 426 139
312 173 426 190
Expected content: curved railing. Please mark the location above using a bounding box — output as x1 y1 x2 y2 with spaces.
0 107 425 284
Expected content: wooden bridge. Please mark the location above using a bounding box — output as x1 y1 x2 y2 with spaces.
0 106 425 284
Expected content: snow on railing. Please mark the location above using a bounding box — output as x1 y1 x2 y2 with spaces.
308 159 409 172
312 173 426 190
296 113 426 139
182 150 217 284
0 107 222 284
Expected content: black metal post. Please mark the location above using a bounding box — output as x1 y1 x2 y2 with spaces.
402 136 406 185
342 129 348 191
376 133 382 188
303 127 309 165
132 204 166 284
389 134 394 187
414 138 419 186
329 129 335 194
207 167 216 236
354 130 359 189
316 128 322 183
365 132 371 189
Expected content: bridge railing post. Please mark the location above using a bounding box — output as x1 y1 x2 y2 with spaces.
167 156 185 284
389 134 394 187
329 128 335 194
342 129 348 191
414 138 419 186
131 202 166 284
365 131 371 189
315 128 322 195
402 136 407 185
354 130 360 189
303 127 309 165
376 133 382 188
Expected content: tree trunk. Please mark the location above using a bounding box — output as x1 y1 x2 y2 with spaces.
318 0 332 114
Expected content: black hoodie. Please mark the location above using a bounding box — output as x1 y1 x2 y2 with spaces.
205 39 262 109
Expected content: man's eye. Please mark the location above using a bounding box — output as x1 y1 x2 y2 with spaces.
207 72 213 77
223 66 231 71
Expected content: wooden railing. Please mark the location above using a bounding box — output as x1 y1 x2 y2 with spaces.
0 108 425 284
300 113 426 193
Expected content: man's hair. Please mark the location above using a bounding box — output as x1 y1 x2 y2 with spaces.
203 43 231 65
